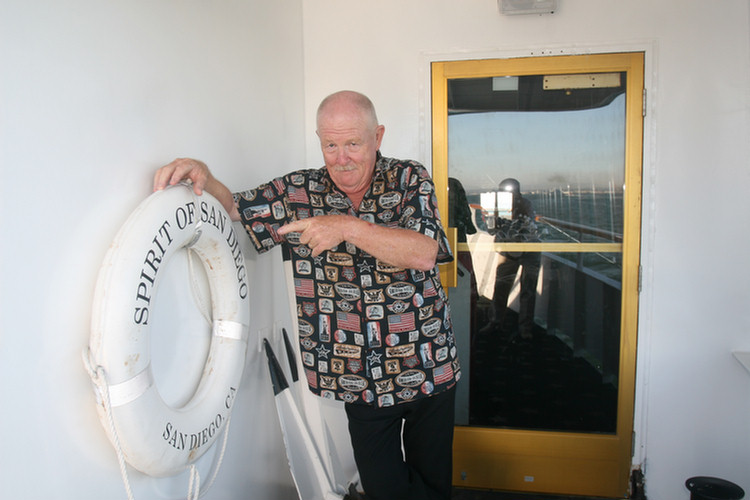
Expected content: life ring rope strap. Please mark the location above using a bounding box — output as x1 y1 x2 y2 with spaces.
82 347 136 500
107 366 154 408
214 319 248 341
103 321 247 408
82 347 234 500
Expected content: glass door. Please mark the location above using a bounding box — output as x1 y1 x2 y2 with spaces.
432 53 644 498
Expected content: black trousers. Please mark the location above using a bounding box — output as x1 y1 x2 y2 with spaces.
345 387 456 500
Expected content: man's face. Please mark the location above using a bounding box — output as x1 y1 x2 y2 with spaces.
317 105 384 200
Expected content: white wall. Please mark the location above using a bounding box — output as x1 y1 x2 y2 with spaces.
1 1 306 499
301 1 750 499
2 1 749 499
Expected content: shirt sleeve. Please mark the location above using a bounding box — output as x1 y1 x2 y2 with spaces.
233 177 290 254
398 162 454 264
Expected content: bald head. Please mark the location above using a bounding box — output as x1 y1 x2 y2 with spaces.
316 91 380 132
315 91 385 206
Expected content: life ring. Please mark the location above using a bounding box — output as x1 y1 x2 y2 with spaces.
87 183 250 477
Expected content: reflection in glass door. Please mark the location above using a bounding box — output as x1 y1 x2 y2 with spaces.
433 53 644 498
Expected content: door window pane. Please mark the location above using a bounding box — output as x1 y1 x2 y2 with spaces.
448 75 625 433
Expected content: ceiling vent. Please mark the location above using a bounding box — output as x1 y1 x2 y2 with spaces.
499 0 558 15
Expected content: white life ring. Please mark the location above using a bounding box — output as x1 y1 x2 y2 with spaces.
88 183 250 477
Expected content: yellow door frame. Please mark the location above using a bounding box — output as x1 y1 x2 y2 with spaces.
431 52 644 498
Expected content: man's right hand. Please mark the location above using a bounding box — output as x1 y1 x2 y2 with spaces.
153 158 240 221
153 158 211 195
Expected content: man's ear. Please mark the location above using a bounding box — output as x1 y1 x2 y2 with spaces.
375 125 385 149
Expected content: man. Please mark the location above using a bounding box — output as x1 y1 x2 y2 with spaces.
154 91 460 500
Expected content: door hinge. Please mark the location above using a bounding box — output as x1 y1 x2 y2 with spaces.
642 88 647 117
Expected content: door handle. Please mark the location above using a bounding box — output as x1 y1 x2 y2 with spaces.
439 226 458 288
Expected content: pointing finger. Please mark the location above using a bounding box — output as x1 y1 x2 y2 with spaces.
278 220 307 235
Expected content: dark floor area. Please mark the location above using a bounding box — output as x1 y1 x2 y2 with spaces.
468 308 618 432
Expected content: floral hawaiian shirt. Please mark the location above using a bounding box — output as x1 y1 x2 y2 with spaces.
234 155 461 407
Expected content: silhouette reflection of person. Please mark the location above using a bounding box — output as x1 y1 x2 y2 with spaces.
488 178 540 339
449 177 478 337
448 177 477 244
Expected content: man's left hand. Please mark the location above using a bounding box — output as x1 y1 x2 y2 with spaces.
278 215 350 257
